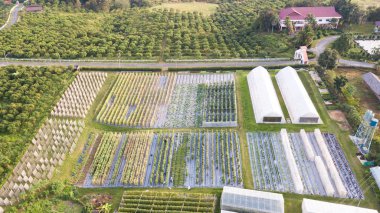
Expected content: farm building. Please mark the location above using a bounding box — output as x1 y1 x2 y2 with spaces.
279 7 341 30
302 198 378 213
26 5 43 12
275 66 321 124
221 186 284 213
370 166 380 189
247 66 285 123
362 72 380 101
294 46 309 64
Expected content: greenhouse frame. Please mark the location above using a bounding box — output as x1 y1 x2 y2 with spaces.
247 66 285 123
302 198 378 213
275 66 321 124
221 186 284 213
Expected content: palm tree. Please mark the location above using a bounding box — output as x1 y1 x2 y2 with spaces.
100 203 112 213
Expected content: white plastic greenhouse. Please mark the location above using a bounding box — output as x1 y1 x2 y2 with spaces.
281 129 304 194
314 156 335 197
302 198 378 213
370 166 380 189
275 66 321 124
247 66 285 123
221 186 284 213
300 129 315 161
315 129 347 197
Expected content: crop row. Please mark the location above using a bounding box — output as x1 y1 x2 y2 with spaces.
118 191 216 213
79 130 242 188
96 72 237 128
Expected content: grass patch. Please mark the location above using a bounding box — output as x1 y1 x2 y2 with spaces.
344 23 375 34
351 0 380 8
150 2 219 16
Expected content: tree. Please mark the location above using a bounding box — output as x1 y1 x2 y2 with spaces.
333 0 365 24
296 24 314 47
334 75 348 92
367 7 380 22
332 33 353 53
256 10 279 32
305 13 317 29
318 48 339 69
285 16 294 35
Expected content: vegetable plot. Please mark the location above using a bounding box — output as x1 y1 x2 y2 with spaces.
118 191 217 213
52 72 107 118
80 130 242 188
247 130 363 199
96 72 237 128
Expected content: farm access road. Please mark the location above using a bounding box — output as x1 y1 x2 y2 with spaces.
0 3 24 31
310 35 376 69
0 59 298 68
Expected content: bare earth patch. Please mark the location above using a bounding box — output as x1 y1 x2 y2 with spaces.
328 110 351 131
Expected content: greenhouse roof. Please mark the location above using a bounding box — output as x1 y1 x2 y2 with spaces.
302 199 378 213
275 66 321 124
370 166 380 189
221 186 284 213
247 66 285 123
362 72 380 100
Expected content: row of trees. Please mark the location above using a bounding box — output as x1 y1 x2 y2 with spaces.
0 6 294 60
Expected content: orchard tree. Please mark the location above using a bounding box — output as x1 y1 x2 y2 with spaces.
332 33 353 53
256 10 279 32
318 48 339 69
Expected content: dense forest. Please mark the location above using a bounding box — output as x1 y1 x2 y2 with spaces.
0 66 76 183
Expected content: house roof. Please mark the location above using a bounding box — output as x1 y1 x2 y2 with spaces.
26 5 43 12
279 6 342 20
376 21 380 27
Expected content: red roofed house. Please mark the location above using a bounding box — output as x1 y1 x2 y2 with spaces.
26 5 43 12
279 6 342 31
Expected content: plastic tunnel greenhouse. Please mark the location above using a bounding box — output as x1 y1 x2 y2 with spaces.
221 186 284 213
275 66 321 124
247 66 285 123
302 199 378 213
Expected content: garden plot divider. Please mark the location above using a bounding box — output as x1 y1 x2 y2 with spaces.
247 130 363 199
96 72 238 128
79 130 243 188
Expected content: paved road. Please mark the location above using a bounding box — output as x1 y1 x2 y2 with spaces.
310 35 376 69
0 3 24 30
0 60 298 68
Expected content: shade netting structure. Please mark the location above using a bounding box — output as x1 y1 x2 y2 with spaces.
302 199 378 213
247 66 285 123
275 66 321 124
221 186 284 213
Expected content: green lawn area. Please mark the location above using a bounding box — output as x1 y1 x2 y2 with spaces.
352 0 380 8
150 2 219 16
344 23 375 34
51 69 380 212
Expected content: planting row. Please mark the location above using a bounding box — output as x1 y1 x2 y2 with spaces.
0 119 84 206
79 130 242 188
118 191 216 213
96 72 237 128
247 129 363 199
52 72 107 118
